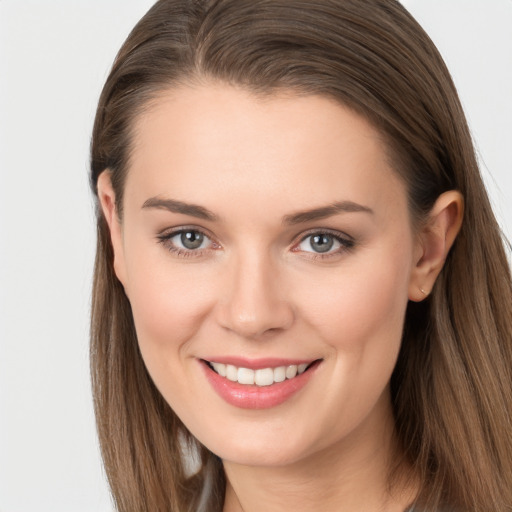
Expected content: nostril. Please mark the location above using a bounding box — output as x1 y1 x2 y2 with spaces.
218 308 294 339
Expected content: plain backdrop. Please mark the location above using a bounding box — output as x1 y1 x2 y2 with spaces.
0 1 510 511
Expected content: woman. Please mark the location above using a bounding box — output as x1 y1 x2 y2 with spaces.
89 1 512 511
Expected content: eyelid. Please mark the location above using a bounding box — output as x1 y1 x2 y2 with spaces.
156 225 220 255
294 227 355 244
291 228 355 258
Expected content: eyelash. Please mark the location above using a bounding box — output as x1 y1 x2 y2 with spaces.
156 227 355 260
291 229 355 260
156 227 219 258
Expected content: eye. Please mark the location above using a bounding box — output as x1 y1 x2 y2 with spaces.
157 228 218 255
300 233 338 253
294 231 354 257
174 230 208 250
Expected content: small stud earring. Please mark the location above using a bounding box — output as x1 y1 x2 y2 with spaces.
420 288 428 295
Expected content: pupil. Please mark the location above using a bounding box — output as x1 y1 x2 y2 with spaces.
181 231 204 250
311 234 333 253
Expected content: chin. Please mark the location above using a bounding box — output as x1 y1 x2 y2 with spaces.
199 426 323 468
216 446 305 467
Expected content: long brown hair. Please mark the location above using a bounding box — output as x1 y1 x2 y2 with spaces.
89 1 512 510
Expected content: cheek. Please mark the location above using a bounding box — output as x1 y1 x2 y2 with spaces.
124 257 219 424
298 246 412 355
123 246 216 359
290 249 412 441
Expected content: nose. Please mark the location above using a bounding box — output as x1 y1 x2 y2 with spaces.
216 250 294 339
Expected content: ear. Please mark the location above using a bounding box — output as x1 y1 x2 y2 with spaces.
408 190 464 302
97 171 128 287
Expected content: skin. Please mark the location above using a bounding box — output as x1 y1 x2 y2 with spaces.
98 83 463 512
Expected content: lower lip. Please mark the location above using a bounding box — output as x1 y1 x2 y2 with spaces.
201 360 320 409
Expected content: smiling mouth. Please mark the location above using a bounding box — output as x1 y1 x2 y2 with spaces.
204 360 320 387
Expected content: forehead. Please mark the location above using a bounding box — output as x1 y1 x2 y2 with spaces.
125 83 407 220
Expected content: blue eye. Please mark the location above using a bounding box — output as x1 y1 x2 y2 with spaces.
296 231 354 256
175 230 207 250
157 228 214 254
301 234 337 253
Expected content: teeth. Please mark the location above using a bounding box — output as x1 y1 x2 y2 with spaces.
298 363 308 374
211 362 226 377
238 367 255 385
274 366 286 383
226 364 238 382
255 368 274 386
285 365 297 379
209 361 312 386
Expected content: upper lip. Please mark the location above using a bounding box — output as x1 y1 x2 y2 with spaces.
200 356 320 370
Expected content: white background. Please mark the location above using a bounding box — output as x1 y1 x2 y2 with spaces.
0 1 510 511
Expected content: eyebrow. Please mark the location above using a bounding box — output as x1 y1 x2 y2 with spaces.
282 201 374 225
142 197 218 221
141 197 373 225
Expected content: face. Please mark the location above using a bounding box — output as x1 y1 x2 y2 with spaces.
102 84 423 467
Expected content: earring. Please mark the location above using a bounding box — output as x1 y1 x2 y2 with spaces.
420 288 428 295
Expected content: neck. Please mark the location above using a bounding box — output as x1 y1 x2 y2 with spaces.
222 394 417 512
